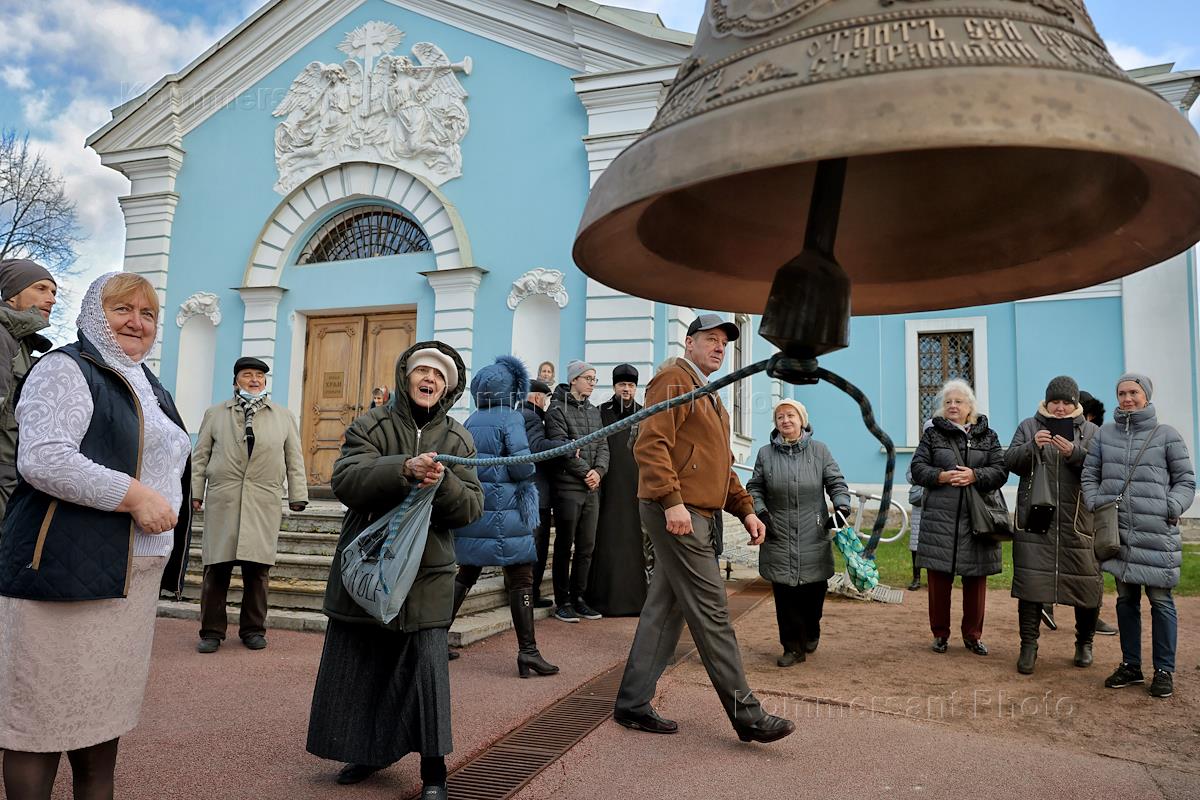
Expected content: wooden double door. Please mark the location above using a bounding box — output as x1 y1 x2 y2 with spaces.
301 311 416 486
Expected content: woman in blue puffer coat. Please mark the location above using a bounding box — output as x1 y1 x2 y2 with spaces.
450 356 558 677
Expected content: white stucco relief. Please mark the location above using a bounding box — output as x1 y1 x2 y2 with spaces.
273 21 472 194
176 291 222 328
507 268 569 310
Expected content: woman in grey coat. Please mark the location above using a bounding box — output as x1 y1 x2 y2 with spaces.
910 380 1007 656
1082 373 1195 699
1006 376 1100 675
748 400 850 667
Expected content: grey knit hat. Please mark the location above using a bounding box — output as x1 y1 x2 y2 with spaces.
1044 375 1079 405
566 359 594 384
1117 372 1153 401
0 258 56 301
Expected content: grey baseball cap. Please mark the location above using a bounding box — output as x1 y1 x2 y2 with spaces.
686 313 740 341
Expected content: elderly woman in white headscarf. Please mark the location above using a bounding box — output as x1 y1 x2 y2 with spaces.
0 272 192 798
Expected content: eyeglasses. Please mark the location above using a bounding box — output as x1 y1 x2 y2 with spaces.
578 376 597 384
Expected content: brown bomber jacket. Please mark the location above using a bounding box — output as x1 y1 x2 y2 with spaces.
633 357 754 519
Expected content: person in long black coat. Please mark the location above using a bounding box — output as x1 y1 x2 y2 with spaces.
585 364 646 616
910 379 1007 657
519 379 571 609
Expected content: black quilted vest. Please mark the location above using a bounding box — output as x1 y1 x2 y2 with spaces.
0 336 192 601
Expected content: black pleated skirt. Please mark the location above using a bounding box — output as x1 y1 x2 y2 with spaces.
306 620 452 766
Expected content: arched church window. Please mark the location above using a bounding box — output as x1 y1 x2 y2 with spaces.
298 205 432 264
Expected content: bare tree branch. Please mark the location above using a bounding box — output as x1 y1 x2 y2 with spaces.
0 129 80 276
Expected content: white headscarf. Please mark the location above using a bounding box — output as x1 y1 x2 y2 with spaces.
76 272 160 412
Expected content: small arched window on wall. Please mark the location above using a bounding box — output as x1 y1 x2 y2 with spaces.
509 269 568 382
175 293 221 432
298 205 432 264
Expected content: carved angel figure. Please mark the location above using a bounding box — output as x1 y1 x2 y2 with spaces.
272 22 471 194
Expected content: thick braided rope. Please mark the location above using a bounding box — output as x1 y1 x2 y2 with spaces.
435 355 897 557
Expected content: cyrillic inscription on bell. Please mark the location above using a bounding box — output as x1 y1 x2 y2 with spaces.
574 0 1200 318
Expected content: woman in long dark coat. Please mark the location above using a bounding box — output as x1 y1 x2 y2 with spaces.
1006 375 1101 675
306 342 483 798
585 364 646 616
910 379 1007 656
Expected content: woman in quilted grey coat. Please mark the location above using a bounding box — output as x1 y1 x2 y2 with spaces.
748 399 851 667
1082 373 1195 699
910 380 1007 657
1005 376 1100 675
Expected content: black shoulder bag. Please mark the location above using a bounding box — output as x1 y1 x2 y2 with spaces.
947 437 1013 543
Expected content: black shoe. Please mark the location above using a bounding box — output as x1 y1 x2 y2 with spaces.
421 786 448 800
1017 643 1037 674
574 599 602 620
1095 618 1118 636
197 637 220 654
553 605 580 623
907 578 921 591
963 638 989 656
1040 605 1057 631
1149 669 1174 698
447 648 460 661
336 764 381 785
1104 662 1145 688
776 650 804 667
733 714 796 744
931 637 948 653
1073 641 1093 668
804 636 820 654
533 596 553 609
614 707 679 734
243 634 267 651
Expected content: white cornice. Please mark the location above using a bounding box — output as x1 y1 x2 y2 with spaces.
87 0 691 156
89 0 366 154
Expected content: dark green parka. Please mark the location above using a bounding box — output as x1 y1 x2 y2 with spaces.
1005 406 1102 607
321 341 484 632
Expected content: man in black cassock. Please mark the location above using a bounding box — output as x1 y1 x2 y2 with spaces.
585 364 646 616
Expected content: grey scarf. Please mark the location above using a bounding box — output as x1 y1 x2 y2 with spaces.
234 391 270 458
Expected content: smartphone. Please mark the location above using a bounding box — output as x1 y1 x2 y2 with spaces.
1045 417 1074 441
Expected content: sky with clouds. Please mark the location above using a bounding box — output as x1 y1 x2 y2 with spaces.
0 0 1197 330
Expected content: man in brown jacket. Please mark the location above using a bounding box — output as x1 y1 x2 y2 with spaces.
614 314 795 744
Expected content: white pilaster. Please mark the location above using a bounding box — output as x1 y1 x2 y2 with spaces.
573 65 674 187
237 286 287 370
423 267 487 419
1122 252 1197 457
583 278 654 403
103 144 185 374
665 305 697 361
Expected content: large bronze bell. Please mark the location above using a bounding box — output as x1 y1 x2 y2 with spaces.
574 0 1200 356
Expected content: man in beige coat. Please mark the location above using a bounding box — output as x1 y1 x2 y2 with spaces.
192 357 308 652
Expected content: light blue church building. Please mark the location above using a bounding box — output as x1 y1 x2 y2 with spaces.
87 0 1200 501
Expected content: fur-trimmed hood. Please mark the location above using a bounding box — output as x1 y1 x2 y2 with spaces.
470 355 530 409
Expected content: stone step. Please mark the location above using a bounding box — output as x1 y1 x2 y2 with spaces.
187 548 332 582
191 527 342 557
181 565 551 616
449 604 553 648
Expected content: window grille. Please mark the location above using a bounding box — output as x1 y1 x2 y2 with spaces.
917 331 975 426
298 205 431 264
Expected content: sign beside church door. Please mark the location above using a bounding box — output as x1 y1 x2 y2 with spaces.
301 316 365 487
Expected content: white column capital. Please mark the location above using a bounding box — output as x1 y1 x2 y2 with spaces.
101 144 186 195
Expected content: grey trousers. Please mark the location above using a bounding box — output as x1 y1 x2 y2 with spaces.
615 501 763 727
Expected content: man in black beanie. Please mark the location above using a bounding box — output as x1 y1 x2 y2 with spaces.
0 259 57 519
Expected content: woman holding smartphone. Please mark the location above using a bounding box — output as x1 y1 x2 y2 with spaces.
1005 376 1100 675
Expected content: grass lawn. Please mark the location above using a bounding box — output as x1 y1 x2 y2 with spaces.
832 531 1200 596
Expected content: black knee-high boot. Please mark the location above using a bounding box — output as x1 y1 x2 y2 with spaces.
448 580 470 661
1017 600 1041 674
907 551 921 591
511 589 559 678
1074 606 1097 667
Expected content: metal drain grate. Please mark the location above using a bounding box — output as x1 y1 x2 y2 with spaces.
444 579 770 800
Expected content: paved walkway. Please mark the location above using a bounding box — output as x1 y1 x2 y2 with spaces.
15 587 1198 800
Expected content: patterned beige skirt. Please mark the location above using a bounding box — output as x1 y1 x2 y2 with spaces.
0 555 167 752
